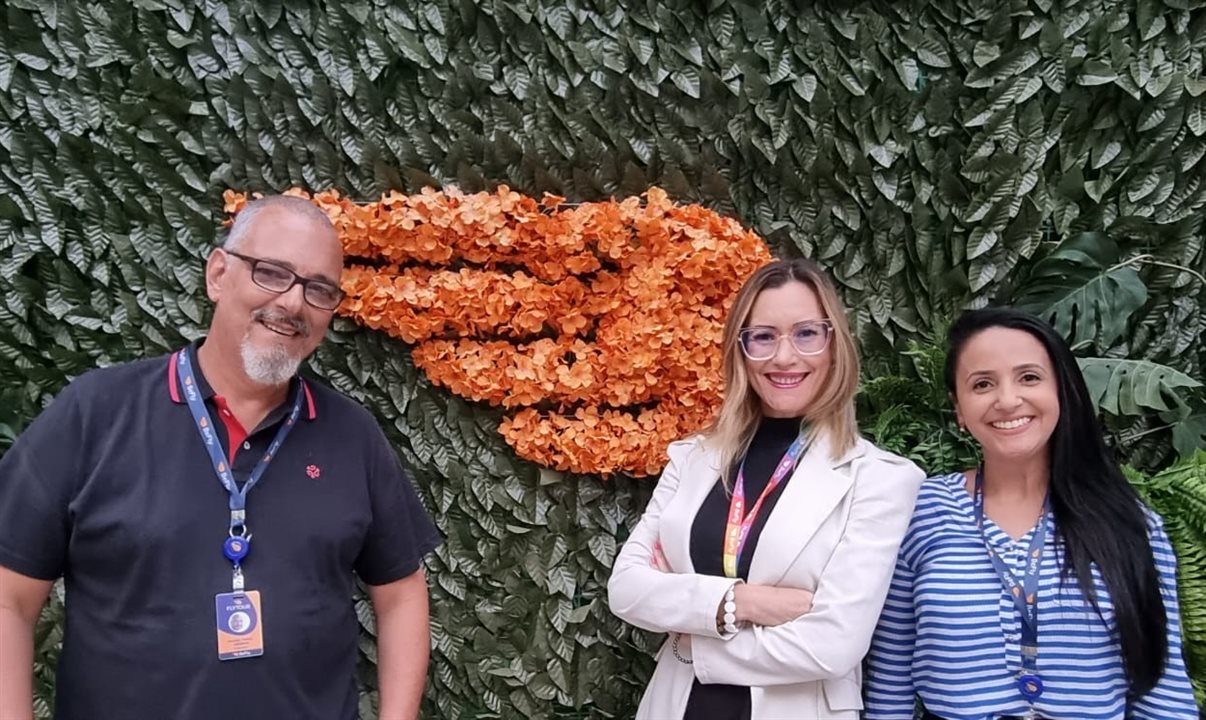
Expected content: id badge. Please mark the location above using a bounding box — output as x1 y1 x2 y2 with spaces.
215 590 264 660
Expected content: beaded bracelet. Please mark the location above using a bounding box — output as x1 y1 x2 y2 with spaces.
721 583 739 635
671 633 693 664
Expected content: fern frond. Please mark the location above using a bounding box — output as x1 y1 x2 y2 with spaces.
1137 451 1206 706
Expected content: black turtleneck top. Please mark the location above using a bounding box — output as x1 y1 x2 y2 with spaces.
683 415 804 720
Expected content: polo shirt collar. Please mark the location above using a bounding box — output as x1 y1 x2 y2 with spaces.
166 339 317 421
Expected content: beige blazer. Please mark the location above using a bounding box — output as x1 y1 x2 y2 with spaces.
607 431 923 720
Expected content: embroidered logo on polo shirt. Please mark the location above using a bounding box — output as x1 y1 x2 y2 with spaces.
306 465 321 479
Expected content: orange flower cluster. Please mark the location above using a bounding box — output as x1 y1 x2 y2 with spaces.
339 266 607 343
224 186 771 476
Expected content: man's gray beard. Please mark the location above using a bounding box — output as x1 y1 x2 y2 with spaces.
239 335 302 386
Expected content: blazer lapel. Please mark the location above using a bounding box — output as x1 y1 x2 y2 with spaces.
747 433 865 585
660 439 722 574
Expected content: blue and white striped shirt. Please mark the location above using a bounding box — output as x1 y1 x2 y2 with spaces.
864 472 1198 720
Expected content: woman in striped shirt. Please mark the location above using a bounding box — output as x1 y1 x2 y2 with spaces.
864 308 1198 720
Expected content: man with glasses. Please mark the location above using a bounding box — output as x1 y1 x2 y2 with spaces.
0 195 441 720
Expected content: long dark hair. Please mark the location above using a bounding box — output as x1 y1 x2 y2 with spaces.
944 307 1167 695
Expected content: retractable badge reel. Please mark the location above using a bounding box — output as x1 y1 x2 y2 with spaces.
223 530 251 590
1018 669 1043 719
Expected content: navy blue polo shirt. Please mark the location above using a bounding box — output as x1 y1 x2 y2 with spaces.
0 341 441 720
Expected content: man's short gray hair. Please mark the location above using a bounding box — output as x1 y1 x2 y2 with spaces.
224 195 336 250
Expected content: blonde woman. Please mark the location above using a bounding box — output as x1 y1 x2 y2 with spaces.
608 258 925 720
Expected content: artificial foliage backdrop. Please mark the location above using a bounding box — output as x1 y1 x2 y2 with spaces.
1 0 1204 717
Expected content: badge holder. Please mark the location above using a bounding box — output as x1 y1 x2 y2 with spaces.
215 527 264 660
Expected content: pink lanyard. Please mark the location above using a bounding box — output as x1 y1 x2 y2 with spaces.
721 434 807 578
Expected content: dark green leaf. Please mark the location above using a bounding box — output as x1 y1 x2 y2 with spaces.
1012 234 1149 349
1080 359 1201 415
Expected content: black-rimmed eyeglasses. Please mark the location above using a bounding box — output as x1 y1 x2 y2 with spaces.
224 250 345 311
738 320 833 361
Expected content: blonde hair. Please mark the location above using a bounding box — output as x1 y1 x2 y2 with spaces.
704 258 860 475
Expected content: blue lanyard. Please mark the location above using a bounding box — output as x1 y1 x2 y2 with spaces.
176 349 304 590
974 466 1048 703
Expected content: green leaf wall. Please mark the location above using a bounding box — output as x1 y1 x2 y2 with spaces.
1 1 1203 717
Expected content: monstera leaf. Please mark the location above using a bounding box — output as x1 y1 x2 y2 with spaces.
1173 412 1206 460
1013 233 1147 350
1079 358 1201 416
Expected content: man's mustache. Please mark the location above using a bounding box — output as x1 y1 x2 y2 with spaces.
252 308 311 338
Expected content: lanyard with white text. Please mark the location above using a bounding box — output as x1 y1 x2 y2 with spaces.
974 466 1048 706
722 434 808 578
176 349 304 592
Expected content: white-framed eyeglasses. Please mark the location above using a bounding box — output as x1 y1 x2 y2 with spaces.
738 320 833 361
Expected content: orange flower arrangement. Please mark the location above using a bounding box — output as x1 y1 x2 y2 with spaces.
224 186 771 476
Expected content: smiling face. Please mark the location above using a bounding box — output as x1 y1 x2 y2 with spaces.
741 280 833 418
205 206 343 386
952 327 1061 464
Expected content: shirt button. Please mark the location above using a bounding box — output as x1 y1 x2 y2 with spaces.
243 442 251 450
